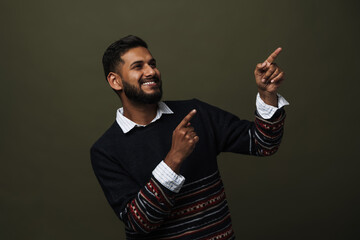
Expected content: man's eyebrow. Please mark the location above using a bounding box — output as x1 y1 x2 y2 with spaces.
130 60 144 67
130 58 156 67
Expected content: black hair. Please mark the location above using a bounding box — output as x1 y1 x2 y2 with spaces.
102 35 148 79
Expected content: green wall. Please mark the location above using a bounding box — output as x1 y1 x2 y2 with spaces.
1 0 359 239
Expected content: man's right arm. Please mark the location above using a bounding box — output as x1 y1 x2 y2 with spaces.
91 146 177 234
91 110 199 234
164 109 199 174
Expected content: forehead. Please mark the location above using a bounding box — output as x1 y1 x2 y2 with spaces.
120 47 153 65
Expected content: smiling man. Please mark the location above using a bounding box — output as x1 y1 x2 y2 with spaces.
91 35 289 239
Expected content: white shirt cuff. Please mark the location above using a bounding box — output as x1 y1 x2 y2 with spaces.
256 93 289 119
152 161 185 193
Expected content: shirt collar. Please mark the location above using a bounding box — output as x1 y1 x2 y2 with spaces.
116 101 173 134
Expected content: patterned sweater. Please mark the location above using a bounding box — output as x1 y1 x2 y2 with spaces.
91 99 286 239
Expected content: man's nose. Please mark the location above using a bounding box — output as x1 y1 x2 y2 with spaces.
144 64 155 77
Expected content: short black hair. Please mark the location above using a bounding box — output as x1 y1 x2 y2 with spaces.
102 35 148 79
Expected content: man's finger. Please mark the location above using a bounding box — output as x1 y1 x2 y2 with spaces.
265 47 282 65
270 72 284 84
178 109 197 128
255 62 266 73
261 64 277 83
268 68 282 82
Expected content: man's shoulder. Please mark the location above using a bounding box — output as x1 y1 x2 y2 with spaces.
163 98 207 110
164 98 224 114
163 98 197 106
91 121 123 152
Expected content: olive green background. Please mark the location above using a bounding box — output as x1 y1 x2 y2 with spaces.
1 0 359 239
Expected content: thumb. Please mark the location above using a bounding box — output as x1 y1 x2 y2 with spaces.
255 61 267 74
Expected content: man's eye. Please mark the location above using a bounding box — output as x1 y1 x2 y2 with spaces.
133 64 142 69
150 62 157 68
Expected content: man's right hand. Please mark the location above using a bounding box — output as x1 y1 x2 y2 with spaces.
164 109 199 174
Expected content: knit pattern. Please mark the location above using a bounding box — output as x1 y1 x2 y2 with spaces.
124 171 234 239
254 109 286 156
91 99 286 239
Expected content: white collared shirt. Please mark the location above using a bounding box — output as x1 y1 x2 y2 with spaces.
116 101 174 134
115 95 289 193
256 93 289 119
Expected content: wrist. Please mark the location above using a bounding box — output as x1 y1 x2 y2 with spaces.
164 152 183 174
258 90 278 107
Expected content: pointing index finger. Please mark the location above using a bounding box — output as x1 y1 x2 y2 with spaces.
178 109 197 128
265 47 282 64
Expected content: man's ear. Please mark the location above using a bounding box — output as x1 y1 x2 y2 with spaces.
107 72 123 91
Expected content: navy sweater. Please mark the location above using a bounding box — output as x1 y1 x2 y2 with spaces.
91 99 285 239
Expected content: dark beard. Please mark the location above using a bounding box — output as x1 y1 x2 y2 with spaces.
122 80 163 104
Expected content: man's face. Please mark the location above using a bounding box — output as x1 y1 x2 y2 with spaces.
117 47 162 104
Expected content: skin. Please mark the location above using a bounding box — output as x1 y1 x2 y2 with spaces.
107 46 285 174
164 110 198 174
254 47 285 107
107 47 161 125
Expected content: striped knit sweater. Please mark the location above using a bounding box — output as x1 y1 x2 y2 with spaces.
91 99 286 239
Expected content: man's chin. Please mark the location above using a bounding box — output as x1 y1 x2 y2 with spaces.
129 92 162 105
123 81 162 104
145 94 162 104
140 84 161 92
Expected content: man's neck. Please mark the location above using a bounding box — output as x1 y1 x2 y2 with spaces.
122 101 158 126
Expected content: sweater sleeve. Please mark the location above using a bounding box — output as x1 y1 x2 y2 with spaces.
194 99 286 156
253 108 286 156
90 146 176 234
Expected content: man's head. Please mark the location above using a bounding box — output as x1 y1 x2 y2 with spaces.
102 35 162 104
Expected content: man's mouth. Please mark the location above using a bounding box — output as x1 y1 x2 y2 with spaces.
142 81 156 86
140 78 159 87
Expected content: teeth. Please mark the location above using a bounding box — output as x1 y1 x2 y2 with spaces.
142 81 155 85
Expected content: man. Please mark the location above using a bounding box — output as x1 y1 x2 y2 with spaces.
91 35 288 239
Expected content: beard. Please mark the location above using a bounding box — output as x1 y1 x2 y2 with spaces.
122 77 163 104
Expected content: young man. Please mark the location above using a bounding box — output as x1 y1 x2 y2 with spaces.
91 35 288 239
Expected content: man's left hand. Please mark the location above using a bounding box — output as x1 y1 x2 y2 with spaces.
254 47 285 106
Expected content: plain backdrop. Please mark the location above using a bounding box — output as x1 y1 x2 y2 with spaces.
1 0 359 239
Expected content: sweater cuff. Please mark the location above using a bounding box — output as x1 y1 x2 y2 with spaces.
256 93 289 119
152 161 185 193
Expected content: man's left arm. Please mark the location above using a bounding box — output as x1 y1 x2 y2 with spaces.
209 47 288 156
254 47 286 108
252 47 289 155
